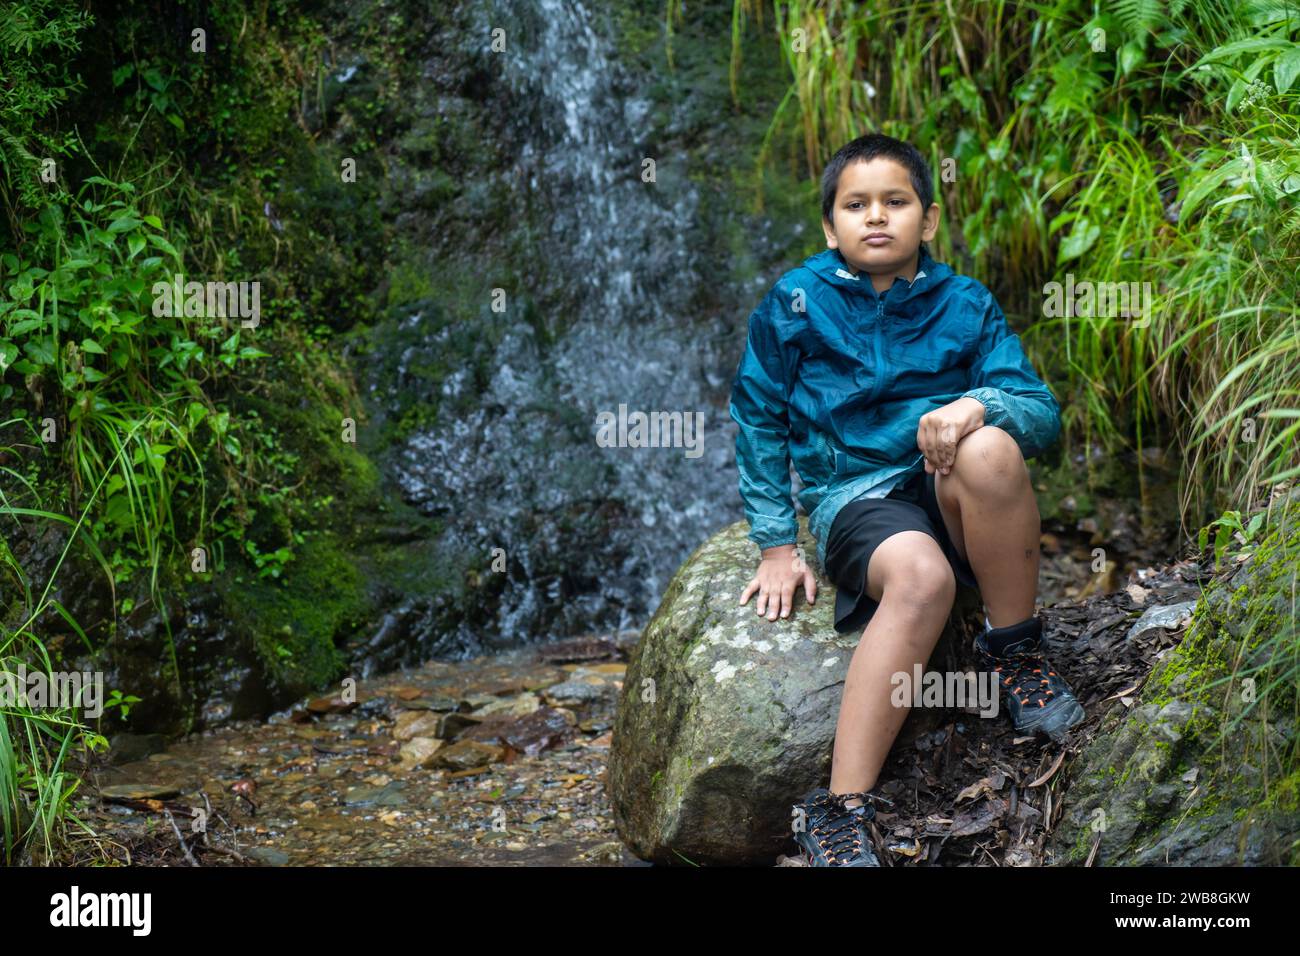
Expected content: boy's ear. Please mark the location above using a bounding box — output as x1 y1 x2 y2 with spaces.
822 216 838 249
921 202 940 243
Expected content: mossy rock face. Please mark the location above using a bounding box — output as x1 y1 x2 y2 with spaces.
608 516 976 866
1050 490 1300 866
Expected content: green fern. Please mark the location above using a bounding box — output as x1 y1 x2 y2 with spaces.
1110 0 1166 35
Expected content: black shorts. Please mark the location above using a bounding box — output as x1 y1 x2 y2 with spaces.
823 467 979 635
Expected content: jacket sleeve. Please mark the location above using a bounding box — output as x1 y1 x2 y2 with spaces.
729 286 801 551
961 288 1062 460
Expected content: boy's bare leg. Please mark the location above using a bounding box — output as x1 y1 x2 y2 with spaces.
828 530 955 807
932 425 1039 627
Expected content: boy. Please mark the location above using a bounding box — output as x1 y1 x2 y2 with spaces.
729 133 1085 867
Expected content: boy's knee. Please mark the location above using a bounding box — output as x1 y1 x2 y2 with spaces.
951 425 1025 488
882 553 956 610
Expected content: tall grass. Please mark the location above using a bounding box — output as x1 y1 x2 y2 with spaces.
0 417 118 865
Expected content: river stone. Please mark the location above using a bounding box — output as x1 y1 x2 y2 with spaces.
433 739 505 770
107 733 170 766
342 780 407 807
608 516 976 865
392 710 442 741
543 679 614 706
397 736 445 769
245 846 291 866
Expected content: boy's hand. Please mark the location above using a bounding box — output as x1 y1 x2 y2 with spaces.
918 397 985 475
739 544 816 621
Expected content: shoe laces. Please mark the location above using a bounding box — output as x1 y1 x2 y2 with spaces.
988 646 1066 710
806 790 891 864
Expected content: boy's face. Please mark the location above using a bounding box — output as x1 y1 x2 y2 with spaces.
821 157 940 284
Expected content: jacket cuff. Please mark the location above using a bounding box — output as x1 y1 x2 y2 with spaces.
749 526 799 551
960 387 1005 427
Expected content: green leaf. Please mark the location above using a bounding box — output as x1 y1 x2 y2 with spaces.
25 339 56 364
108 217 142 233
8 315 45 336
1058 218 1100 262
1211 193 1254 209
1192 37 1290 67
127 234 146 259
1119 41 1144 77
1179 160 1241 222
1226 77 1248 113
80 338 106 354
1276 47 1300 93
147 234 179 258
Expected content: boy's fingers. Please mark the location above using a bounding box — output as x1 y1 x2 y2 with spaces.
769 582 790 621
804 574 817 604
770 582 789 619
740 576 758 604
927 423 943 466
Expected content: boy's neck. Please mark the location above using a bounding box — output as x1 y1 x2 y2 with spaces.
845 249 922 295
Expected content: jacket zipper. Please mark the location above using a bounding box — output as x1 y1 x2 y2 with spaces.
868 294 885 405
813 427 834 475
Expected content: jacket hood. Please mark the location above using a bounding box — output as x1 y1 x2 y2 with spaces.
801 244 954 306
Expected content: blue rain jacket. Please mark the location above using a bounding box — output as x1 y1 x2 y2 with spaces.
729 245 1061 574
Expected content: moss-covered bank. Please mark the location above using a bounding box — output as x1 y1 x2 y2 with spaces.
1050 488 1300 866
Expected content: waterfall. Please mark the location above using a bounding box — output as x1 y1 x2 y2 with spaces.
377 0 748 654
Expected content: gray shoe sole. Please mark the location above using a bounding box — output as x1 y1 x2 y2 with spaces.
1014 697 1086 741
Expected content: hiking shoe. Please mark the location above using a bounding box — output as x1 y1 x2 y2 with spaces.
791 787 890 866
975 612 1085 742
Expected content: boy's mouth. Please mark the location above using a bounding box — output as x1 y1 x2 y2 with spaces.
863 233 892 246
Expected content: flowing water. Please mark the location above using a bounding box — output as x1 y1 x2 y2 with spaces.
375 0 746 654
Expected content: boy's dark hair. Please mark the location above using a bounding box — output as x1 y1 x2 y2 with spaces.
820 133 935 228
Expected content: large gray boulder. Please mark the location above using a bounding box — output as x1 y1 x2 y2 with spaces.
608 515 976 865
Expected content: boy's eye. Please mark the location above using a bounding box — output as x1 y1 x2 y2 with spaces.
848 199 907 209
